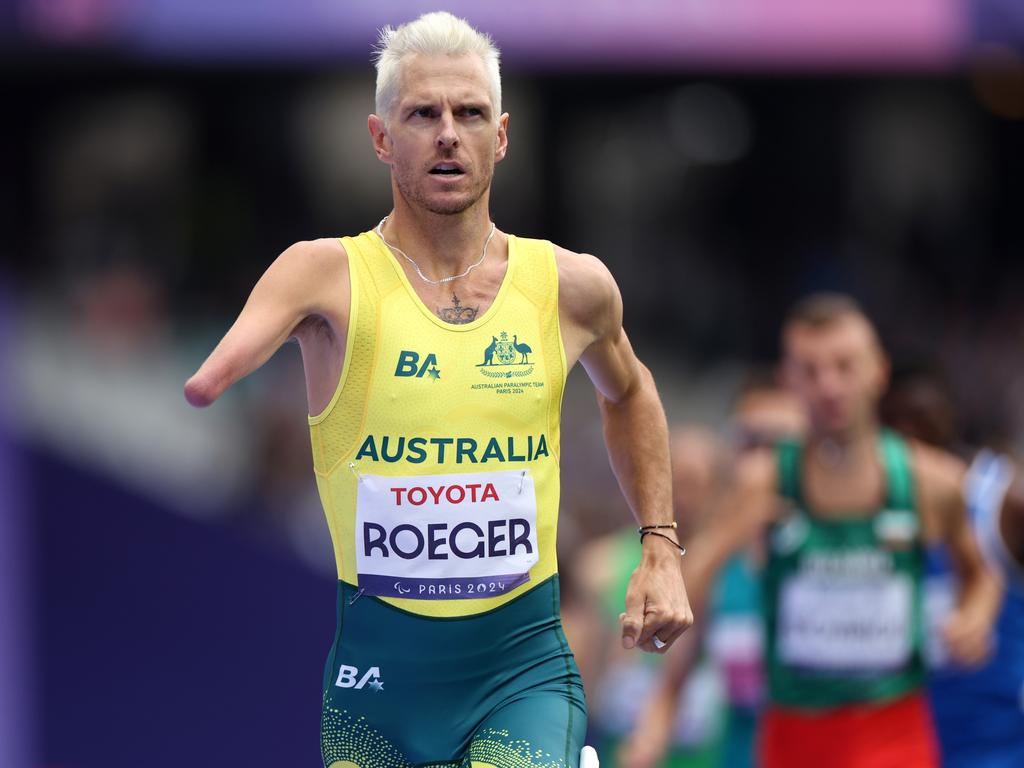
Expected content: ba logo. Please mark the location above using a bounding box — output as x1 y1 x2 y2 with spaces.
335 664 384 692
395 350 441 380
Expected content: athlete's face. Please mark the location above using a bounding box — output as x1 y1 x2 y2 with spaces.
368 53 509 216
782 315 889 437
733 388 808 449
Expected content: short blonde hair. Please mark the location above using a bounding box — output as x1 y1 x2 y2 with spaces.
373 11 502 122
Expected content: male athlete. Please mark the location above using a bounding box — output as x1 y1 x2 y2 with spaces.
184 12 691 768
625 293 1001 768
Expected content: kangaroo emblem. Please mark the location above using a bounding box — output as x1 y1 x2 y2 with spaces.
478 336 498 366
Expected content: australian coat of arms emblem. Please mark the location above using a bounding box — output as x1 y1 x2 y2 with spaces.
477 331 534 378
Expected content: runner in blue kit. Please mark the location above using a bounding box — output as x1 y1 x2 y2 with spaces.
883 367 1024 767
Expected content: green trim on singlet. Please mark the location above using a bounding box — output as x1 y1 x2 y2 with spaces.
763 429 926 710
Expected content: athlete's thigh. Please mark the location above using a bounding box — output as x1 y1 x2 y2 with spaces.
467 689 587 768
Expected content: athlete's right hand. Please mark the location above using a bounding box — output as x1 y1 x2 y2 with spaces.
942 605 994 667
619 538 693 653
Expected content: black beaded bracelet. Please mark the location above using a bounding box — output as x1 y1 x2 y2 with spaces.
637 522 678 534
639 529 687 557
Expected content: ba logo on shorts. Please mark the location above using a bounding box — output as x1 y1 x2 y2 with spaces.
395 350 441 381
335 664 384 692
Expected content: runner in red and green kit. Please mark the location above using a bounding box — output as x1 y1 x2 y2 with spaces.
635 293 1001 768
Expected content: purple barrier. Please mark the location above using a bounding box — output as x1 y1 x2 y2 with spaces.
0 278 32 768
34 449 336 768
18 0 967 68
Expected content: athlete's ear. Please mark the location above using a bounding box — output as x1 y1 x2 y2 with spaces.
368 114 393 164
494 112 509 164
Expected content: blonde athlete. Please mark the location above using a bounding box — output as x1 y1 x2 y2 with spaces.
184 12 691 768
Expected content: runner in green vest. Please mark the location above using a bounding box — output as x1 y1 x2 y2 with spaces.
634 293 1001 768
565 429 727 768
620 377 806 768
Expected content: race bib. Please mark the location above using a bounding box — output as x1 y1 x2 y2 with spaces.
778 572 913 671
707 615 765 707
355 470 539 599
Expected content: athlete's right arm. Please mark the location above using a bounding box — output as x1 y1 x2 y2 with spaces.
184 239 349 408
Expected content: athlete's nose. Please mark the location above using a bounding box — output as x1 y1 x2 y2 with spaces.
436 111 460 149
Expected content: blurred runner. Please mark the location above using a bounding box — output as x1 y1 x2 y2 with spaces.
627 293 1001 768
567 428 727 768
703 379 806 768
883 367 1024 768
616 376 806 768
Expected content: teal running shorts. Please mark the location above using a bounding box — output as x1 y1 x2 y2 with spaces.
321 574 587 767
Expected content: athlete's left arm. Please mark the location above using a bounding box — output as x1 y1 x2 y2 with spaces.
557 246 693 655
916 446 1003 666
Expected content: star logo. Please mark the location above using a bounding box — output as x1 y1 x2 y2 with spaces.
367 679 384 692
427 365 441 381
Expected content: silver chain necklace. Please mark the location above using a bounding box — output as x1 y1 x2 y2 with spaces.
375 216 496 286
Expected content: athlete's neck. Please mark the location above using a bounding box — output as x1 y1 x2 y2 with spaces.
382 195 497 278
808 423 879 472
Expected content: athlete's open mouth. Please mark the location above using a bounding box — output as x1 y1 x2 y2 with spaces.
430 163 465 175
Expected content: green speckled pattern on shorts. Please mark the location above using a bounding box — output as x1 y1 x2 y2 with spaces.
320 574 587 767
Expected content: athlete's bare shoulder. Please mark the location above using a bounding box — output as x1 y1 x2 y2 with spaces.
253 236 351 341
910 440 967 499
276 236 348 306
552 244 617 322
551 243 620 365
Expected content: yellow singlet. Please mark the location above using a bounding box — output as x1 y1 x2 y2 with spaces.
308 229 566 618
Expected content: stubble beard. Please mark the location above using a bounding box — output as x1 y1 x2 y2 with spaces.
393 161 493 216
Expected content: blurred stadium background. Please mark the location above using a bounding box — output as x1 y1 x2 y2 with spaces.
2 1 1023 766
